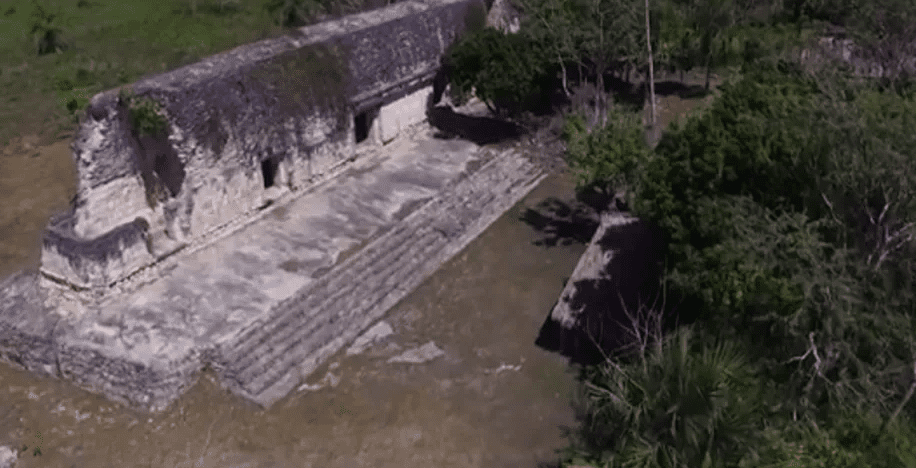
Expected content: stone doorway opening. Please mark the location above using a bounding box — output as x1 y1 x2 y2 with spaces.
354 109 376 144
261 155 281 188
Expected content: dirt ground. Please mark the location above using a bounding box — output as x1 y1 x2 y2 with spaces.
0 135 76 278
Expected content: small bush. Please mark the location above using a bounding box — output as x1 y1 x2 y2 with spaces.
562 105 651 208
118 88 169 137
264 0 325 27
29 0 67 56
54 66 99 122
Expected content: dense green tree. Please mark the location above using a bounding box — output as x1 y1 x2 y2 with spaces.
633 58 916 422
562 56 916 468
515 0 644 125
562 103 650 204
443 27 556 116
513 0 585 97
555 0 916 464
650 0 697 80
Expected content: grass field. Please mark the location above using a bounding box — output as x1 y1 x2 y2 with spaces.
0 0 322 149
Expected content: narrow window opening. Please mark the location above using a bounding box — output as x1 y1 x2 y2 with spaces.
354 111 371 143
261 157 279 188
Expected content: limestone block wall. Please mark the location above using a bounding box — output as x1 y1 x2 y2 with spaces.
378 86 434 143
40 0 487 292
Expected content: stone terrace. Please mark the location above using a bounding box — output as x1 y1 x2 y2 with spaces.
0 118 545 411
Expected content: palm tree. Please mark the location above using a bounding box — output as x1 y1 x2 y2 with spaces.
569 326 765 467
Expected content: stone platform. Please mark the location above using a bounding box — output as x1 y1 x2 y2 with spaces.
0 122 545 412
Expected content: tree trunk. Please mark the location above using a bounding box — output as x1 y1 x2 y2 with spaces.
645 0 656 128
559 53 570 97
705 53 712 90
597 68 607 127
593 73 600 129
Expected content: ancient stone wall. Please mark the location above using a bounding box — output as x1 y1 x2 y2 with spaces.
40 0 486 294
799 36 916 78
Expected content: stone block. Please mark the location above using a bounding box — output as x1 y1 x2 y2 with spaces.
379 86 433 144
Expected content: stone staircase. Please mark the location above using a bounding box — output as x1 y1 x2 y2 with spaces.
214 148 546 407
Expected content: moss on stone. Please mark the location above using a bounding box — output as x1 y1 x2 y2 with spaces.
117 87 176 209
249 41 354 133
118 87 169 138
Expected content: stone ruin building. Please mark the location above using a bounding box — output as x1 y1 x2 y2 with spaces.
39 0 488 299
0 0 556 412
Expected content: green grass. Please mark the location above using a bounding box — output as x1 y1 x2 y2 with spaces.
0 0 318 149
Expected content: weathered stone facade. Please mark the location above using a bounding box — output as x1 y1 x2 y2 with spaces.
1 0 556 414
40 0 487 297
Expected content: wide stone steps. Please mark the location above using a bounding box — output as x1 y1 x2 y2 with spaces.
215 149 545 406
229 156 518 379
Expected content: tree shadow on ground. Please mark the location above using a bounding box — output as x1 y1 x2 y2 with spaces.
534 216 671 366
519 197 600 248
569 69 714 112
652 80 713 99
426 105 526 146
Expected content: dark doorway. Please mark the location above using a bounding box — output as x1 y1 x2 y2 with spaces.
354 111 372 143
148 145 185 198
261 156 280 188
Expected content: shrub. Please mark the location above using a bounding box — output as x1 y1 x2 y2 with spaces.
118 88 169 138
264 0 325 27
443 27 556 116
55 66 99 123
562 327 766 468
562 105 651 208
29 0 67 56
751 408 916 467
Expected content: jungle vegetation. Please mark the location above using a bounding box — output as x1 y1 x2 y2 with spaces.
445 0 916 466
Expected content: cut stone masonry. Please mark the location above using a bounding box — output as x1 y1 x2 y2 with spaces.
0 0 554 413
40 0 487 299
